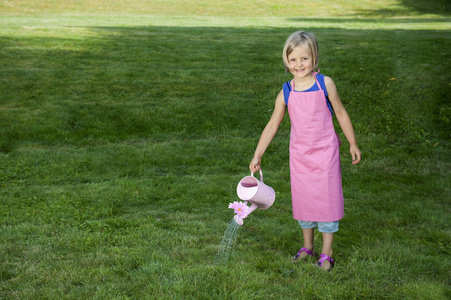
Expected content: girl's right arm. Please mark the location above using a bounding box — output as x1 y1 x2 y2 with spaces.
250 89 286 172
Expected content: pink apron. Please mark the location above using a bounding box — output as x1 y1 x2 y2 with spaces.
287 74 344 222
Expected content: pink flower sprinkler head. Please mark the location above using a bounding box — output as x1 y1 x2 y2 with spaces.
228 201 250 225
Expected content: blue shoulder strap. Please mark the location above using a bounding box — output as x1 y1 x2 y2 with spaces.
283 81 291 105
317 75 334 116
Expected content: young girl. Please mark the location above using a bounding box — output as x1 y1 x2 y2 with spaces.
249 31 361 271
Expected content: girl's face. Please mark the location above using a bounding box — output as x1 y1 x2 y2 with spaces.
288 45 313 79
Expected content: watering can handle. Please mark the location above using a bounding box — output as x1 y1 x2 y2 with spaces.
251 170 263 182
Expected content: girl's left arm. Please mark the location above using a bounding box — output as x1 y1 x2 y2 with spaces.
325 76 361 164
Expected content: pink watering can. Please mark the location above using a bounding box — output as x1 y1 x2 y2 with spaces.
230 170 275 225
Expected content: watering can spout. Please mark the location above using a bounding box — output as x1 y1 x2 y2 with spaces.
233 215 244 226
247 202 259 214
232 202 258 225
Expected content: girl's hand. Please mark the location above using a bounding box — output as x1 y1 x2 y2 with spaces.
350 145 361 165
249 157 261 173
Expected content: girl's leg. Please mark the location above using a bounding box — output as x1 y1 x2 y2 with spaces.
292 222 316 262
298 228 314 258
320 232 334 270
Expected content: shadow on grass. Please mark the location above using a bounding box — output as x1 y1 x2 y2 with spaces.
1 25 449 147
286 17 451 23
400 0 450 15
358 0 450 17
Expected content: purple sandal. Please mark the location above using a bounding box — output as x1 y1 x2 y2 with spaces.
291 247 315 263
316 254 335 270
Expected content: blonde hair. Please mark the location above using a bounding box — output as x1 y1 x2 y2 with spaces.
283 31 319 72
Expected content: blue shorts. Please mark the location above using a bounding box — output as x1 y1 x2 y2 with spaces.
297 220 339 233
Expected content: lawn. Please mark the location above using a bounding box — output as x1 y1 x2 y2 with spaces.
0 1 450 299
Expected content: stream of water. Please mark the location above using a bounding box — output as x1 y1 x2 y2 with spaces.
215 218 241 264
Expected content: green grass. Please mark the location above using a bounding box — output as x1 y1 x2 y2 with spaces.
1 0 450 18
1 1 450 299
